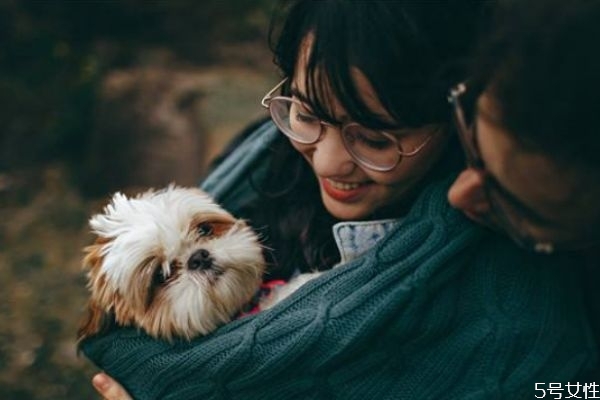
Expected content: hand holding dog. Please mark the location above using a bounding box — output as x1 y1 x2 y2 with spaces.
92 373 132 400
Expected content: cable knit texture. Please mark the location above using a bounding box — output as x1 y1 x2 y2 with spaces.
81 122 597 399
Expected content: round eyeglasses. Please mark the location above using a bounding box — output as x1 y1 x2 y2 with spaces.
261 78 434 172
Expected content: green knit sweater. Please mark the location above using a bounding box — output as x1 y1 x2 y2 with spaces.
81 122 597 399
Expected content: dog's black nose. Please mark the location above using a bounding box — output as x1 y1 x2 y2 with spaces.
188 249 213 270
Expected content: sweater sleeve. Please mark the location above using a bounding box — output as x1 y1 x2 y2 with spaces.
81 179 597 400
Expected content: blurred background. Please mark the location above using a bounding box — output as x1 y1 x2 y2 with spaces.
0 1 278 398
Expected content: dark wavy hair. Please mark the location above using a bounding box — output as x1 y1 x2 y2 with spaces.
242 0 491 280
470 0 600 169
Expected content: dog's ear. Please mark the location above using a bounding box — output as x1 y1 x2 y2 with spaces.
77 237 115 351
76 299 115 350
82 238 116 306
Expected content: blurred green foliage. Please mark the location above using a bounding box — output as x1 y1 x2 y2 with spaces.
0 0 276 172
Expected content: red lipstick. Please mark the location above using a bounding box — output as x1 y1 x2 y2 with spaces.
321 178 369 202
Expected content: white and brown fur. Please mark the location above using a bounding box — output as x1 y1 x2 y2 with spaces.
77 186 265 343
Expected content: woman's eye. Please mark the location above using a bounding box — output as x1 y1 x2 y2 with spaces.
197 222 213 237
360 136 393 150
295 111 317 124
290 103 318 124
349 129 394 150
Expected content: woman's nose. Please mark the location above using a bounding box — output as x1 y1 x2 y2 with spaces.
311 125 356 176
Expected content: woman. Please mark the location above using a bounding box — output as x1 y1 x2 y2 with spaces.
87 1 596 399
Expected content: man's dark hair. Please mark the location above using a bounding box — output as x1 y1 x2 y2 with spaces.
472 0 600 168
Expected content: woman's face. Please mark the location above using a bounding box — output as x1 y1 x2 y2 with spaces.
290 59 447 221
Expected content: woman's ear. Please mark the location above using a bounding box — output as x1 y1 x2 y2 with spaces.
447 168 490 220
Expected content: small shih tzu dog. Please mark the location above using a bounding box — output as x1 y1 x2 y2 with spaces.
77 186 265 342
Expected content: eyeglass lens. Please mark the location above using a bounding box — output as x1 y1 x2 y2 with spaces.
269 97 399 170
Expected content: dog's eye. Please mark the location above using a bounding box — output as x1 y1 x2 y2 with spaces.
153 268 167 285
197 222 213 237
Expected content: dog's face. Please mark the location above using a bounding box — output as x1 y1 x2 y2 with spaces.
77 186 264 342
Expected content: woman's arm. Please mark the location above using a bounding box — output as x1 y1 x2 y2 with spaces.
80 181 595 399
93 373 132 400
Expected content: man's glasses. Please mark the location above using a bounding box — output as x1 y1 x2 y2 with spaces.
261 78 434 172
449 81 562 253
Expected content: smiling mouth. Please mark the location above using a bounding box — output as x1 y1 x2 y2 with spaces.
321 178 371 202
325 179 367 190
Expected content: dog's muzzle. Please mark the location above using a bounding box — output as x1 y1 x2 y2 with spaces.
188 249 213 270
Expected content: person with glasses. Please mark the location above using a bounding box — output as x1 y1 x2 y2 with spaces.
447 0 600 380
447 0 600 256
85 2 596 399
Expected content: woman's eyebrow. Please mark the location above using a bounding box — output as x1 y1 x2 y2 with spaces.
290 85 395 127
289 87 311 104
290 87 342 121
